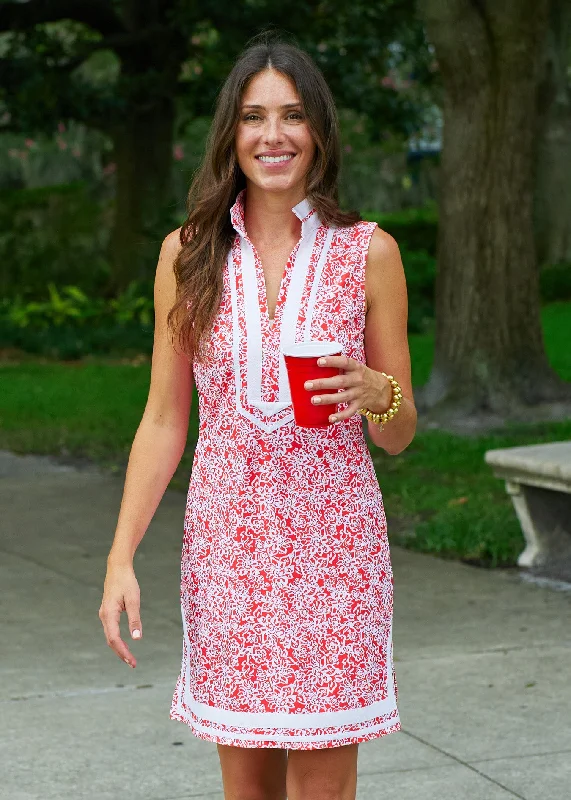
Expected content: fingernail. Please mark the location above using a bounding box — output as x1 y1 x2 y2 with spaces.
312 397 321 404
317 358 326 366
330 415 337 422
132 629 141 639
124 658 131 665
305 381 313 389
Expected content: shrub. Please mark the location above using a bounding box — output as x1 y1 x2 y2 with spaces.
403 501 525 569
0 182 112 300
363 205 439 256
0 281 154 359
539 261 571 303
400 247 436 334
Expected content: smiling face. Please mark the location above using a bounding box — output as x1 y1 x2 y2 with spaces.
235 68 316 197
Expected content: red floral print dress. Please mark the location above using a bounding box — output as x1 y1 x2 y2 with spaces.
170 188 400 749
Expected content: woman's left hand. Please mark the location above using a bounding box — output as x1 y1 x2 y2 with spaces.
303 355 392 423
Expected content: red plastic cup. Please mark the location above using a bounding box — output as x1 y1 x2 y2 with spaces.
282 341 343 428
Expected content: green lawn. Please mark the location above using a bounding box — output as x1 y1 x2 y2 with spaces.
1 302 570 568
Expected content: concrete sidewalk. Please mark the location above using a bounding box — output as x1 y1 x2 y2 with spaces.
1 449 570 800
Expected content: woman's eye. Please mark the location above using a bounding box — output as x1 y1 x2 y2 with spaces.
242 112 304 122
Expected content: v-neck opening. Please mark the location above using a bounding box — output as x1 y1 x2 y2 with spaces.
253 236 303 336
229 188 321 338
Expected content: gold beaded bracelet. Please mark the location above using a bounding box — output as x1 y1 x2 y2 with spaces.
358 373 403 432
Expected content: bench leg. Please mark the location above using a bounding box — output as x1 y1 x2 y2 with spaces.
506 481 540 567
506 480 571 569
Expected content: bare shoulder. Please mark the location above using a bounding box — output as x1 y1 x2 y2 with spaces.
366 225 401 272
365 226 405 312
155 227 183 288
160 226 184 263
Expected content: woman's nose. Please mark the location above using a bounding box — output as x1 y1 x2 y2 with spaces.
263 117 285 142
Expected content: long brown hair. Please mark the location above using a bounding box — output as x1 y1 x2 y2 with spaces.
167 31 361 364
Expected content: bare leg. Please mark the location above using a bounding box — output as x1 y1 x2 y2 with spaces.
216 743 288 800
286 743 359 800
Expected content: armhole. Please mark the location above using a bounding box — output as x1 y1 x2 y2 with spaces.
360 221 379 319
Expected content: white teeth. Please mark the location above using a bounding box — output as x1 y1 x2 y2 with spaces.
257 154 294 163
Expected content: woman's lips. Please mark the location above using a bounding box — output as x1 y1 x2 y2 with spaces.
256 154 296 167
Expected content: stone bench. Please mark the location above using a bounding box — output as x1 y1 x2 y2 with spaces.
485 441 571 569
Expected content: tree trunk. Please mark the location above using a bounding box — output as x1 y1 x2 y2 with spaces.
534 0 571 267
107 96 176 291
416 0 571 424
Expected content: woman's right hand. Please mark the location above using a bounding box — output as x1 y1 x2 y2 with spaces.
99 561 142 668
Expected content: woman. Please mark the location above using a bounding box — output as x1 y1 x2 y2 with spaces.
99 33 417 800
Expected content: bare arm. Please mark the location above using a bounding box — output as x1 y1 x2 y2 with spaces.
99 228 193 667
364 227 417 454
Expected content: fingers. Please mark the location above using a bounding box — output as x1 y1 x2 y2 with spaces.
330 400 363 423
125 593 143 642
317 354 352 370
309 388 356 407
99 602 137 668
305 375 349 391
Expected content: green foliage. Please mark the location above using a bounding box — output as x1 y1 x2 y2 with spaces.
0 182 111 299
2 281 153 329
1 3 430 140
406 501 524 568
539 261 571 303
0 280 154 360
399 247 435 334
5 284 100 328
363 205 439 255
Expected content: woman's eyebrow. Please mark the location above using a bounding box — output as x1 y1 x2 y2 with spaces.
241 103 302 110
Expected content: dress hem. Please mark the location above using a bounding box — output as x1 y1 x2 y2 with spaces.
169 708 401 750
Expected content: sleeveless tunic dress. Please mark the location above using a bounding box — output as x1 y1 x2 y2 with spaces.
170 188 400 749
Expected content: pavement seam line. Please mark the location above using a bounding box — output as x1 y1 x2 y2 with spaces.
400 729 528 799
3 681 176 703
393 642 571 662
469 747 571 764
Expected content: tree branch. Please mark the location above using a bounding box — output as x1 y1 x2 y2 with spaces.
0 0 126 37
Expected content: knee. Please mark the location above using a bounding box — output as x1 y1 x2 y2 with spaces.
288 771 351 800
222 779 286 800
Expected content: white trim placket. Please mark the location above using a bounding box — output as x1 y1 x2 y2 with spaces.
228 190 336 433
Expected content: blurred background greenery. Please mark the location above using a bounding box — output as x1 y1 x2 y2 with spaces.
1 0 570 567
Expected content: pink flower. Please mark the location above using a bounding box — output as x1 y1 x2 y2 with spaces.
58 122 66 133
25 138 35 148
103 162 116 175
72 147 82 158
344 144 352 154
56 136 68 151
381 75 395 89
193 63 202 75
173 144 184 161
